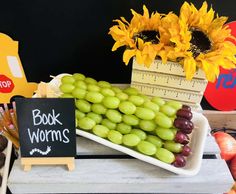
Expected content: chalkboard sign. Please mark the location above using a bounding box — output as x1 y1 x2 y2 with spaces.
16 98 76 158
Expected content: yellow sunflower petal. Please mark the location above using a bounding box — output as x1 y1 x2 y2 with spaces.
136 50 144 65
200 59 218 82
123 49 136 65
112 41 126 51
183 57 197 80
143 5 150 19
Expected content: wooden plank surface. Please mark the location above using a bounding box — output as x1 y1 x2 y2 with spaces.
8 158 233 194
8 135 232 194
202 110 236 129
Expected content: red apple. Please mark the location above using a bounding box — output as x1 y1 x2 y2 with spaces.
213 131 236 161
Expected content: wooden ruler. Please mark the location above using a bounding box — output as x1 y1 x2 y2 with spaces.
133 58 206 79
131 58 208 107
132 69 207 92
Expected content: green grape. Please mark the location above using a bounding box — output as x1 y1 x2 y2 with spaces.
78 117 96 130
75 119 78 127
123 87 139 95
137 141 157 156
92 125 109 138
170 116 176 123
119 101 136 115
85 91 104 103
143 101 160 113
100 88 115 96
73 73 85 81
116 92 129 101
72 88 86 99
87 112 102 124
107 130 123 144
116 123 132 134
102 96 120 109
155 147 175 164
156 128 175 141
84 77 97 84
122 134 141 147
129 95 144 106
130 129 147 140
139 120 156 132
60 94 74 98
170 128 178 135
155 111 166 117
97 81 111 88
75 99 91 113
166 100 182 110
91 104 107 114
61 75 75 84
146 135 163 148
160 105 177 117
75 110 85 120
151 96 165 106
106 110 122 123
74 80 87 90
60 84 75 93
138 94 150 102
111 86 122 93
164 141 183 153
101 119 117 130
155 114 173 128
87 84 100 92
135 107 155 120
122 115 139 126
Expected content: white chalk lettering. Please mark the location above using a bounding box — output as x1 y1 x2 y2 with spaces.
51 130 62 142
27 128 39 143
27 128 70 144
62 129 70 143
32 109 62 126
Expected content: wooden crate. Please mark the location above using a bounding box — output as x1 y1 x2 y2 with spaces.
8 134 234 194
203 110 236 129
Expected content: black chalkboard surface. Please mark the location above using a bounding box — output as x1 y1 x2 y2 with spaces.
15 98 76 158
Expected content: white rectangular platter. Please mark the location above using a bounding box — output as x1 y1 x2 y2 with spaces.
76 112 209 176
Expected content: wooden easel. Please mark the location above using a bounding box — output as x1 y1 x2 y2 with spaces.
21 157 75 171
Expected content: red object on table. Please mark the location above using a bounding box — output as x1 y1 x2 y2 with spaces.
213 131 236 161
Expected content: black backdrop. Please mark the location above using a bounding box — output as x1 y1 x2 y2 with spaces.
0 0 235 109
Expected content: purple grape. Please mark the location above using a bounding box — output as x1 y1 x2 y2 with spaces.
172 154 186 167
174 118 194 130
176 109 193 120
182 105 191 111
180 128 193 134
175 131 189 144
181 145 191 156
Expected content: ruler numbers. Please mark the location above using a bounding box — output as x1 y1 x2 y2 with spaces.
132 70 207 92
131 83 203 104
133 58 206 79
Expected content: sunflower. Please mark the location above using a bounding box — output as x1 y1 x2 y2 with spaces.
179 1 236 82
158 12 191 63
109 5 165 67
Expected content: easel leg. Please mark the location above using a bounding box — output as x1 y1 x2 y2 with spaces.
67 162 75 171
24 165 32 171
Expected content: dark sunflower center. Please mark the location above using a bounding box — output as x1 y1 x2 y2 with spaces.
134 30 160 44
190 28 211 58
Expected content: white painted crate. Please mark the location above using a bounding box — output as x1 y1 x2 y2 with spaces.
7 134 234 194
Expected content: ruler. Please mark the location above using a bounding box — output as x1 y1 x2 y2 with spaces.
131 58 208 106
132 82 203 104
132 69 208 92
133 58 206 79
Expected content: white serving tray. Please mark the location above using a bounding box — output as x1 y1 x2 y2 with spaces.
76 112 209 176
1 140 12 194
